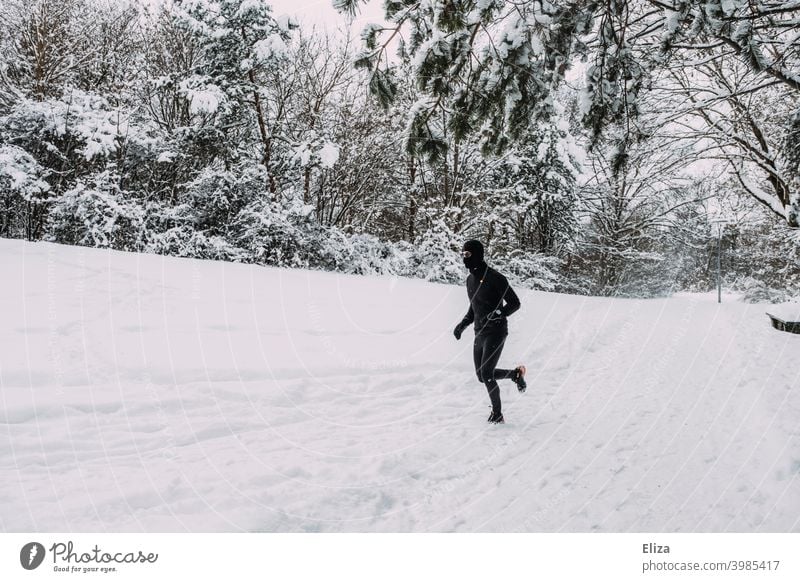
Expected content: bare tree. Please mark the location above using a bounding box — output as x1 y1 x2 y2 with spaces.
659 57 798 225
0 0 102 99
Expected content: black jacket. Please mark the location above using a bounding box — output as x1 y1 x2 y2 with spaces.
458 262 521 336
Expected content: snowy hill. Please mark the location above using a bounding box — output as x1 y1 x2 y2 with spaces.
1 239 799 532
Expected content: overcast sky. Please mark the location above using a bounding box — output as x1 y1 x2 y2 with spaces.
267 0 386 31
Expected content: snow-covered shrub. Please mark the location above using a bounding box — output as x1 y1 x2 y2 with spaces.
182 168 260 235
231 196 333 269
0 144 50 239
493 251 564 292
332 233 413 276
726 219 800 300
404 219 463 283
612 251 680 298
1 91 133 163
734 277 797 304
572 238 681 298
140 197 241 260
47 171 144 250
147 224 241 261
0 90 165 234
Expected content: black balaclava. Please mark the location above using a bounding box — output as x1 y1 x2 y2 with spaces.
462 240 485 271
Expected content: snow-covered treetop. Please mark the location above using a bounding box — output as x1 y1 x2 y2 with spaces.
5 90 139 161
341 0 800 150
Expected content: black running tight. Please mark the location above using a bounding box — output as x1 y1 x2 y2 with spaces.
473 331 515 415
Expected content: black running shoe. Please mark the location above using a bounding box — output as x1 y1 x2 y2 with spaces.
487 411 505 424
514 366 527 393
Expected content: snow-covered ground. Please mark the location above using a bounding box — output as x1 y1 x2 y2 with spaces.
1 239 799 532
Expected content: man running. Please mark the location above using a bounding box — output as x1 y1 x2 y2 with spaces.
453 240 526 424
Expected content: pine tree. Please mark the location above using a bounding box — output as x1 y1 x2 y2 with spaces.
174 0 295 190
341 0 800 226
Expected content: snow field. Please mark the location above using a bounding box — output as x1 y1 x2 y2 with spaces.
1 239 799 532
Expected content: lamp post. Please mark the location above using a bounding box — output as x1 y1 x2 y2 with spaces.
717 225 722 303
710 217 732 304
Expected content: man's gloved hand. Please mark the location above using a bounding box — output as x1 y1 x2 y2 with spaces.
487 309 505 322
453 322 466 340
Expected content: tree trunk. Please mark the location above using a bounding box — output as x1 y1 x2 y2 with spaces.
243 27 275 197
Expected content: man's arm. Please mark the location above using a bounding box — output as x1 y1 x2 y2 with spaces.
454 305 474 340
500 278 521 317
459 304 475 327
